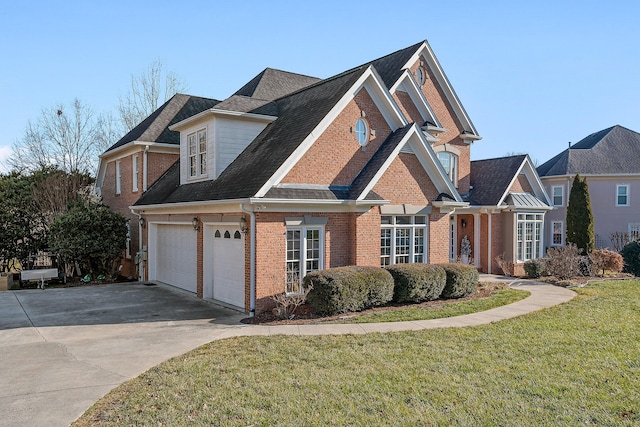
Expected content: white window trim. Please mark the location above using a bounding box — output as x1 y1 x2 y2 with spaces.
436 151 458 188
516 213 544 262
552 185 563 207
285 225 325 294
616 184 629 206
115 160 121 195
551 220 564 246
132 155 139 192
381 215 428 266
629 223 640 242
187 128 208 179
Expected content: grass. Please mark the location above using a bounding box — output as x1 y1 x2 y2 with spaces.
74 280 640 426
337 288 529 323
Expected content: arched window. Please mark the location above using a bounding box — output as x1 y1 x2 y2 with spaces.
234 231 242 239
224 230 231 239
214 230 221 238
355 118 369 147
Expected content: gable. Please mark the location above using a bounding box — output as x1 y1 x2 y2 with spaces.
281 87 393 186
509 174 535 194
373 152 441 205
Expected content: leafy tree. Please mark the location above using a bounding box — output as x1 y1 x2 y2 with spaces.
48 201 127 277
8 99 112 174
566 174 595 254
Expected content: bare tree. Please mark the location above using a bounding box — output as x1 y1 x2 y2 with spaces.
9 99 107 174
118 59 187 132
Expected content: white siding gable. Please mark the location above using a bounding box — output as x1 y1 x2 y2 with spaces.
179 115 270 185
215 117 267 178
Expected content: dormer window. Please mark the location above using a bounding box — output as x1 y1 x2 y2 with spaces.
437 152 458 186
188 129 207 177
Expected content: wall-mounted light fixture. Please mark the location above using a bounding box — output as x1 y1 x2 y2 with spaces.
461 218 467 228
240 216 248 234
192 217 200 231
139 217 146 228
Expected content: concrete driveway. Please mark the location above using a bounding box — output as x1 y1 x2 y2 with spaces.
0 283 246 427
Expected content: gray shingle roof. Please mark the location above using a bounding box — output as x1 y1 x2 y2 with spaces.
467 155 527 206
233 68 321 101
135 68 367 206
537 125 640 176
105 94 221 152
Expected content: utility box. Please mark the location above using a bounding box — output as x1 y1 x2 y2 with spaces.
0 273 9 291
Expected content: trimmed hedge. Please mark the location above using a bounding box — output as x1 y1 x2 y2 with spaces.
386 264 446 303
304 266 394 315
437 263 479 299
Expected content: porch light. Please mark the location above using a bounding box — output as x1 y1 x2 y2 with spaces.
461 219 467 228
138 217 145 228
240 217 248 234
192 217 200 231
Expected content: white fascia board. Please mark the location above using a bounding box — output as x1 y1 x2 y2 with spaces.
254 66 406 198
170 108 277 131
99 141 179 160
390 69 442 128
248 198 386 213
356 124 462 202
405 41 481 138
497 158 526 206
130 198 251 214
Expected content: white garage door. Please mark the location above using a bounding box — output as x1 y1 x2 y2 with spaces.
204 226 245 308
154 224 198 293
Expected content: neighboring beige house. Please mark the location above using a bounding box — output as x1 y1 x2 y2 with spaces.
537 125 640 250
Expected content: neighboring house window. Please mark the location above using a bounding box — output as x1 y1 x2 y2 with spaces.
115 160 121 195
552 186 563 206
286 226 323 293
437 152 458 186
132 155 139 192
380 215 427 266
617 184 629 206
188 129 207 177
516 213 543 262
551 221 563 246
630 223 640 242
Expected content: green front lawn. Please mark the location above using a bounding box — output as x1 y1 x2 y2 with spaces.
74 280 640 426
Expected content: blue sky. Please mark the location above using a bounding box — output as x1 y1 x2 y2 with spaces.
1 1 639 172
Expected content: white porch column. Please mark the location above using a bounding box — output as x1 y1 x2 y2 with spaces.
487 213 492 274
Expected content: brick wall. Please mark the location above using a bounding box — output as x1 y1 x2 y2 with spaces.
394 91 424 124
282 89 392 186
373 153 440 204
510 174 535 194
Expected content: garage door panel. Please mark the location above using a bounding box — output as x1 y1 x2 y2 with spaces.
204 226 245 308
155 224 197 293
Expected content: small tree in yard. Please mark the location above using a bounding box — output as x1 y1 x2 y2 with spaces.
49 202 127 277
566 174 595 254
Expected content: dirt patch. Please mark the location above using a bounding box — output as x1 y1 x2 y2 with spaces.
242 282 507 326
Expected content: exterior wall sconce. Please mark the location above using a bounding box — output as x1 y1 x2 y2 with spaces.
461 218 467 228
138 217 145 228
192 217 200 231
240 216 248 234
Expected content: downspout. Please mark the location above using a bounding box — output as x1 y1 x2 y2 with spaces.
143 146 149 192
132 210 145 280
240 203 256 316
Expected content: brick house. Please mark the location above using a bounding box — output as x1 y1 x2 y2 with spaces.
537 125 640 250
98 40 551 313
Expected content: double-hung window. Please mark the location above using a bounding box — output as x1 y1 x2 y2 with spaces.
132 155 139 192
552 186 563 206
286 226 323 293
381 215 427 266
516 213 543 262
617 184 629 206
188 129 207 178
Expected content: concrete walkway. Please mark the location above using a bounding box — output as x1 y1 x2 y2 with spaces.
0 277 575 427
